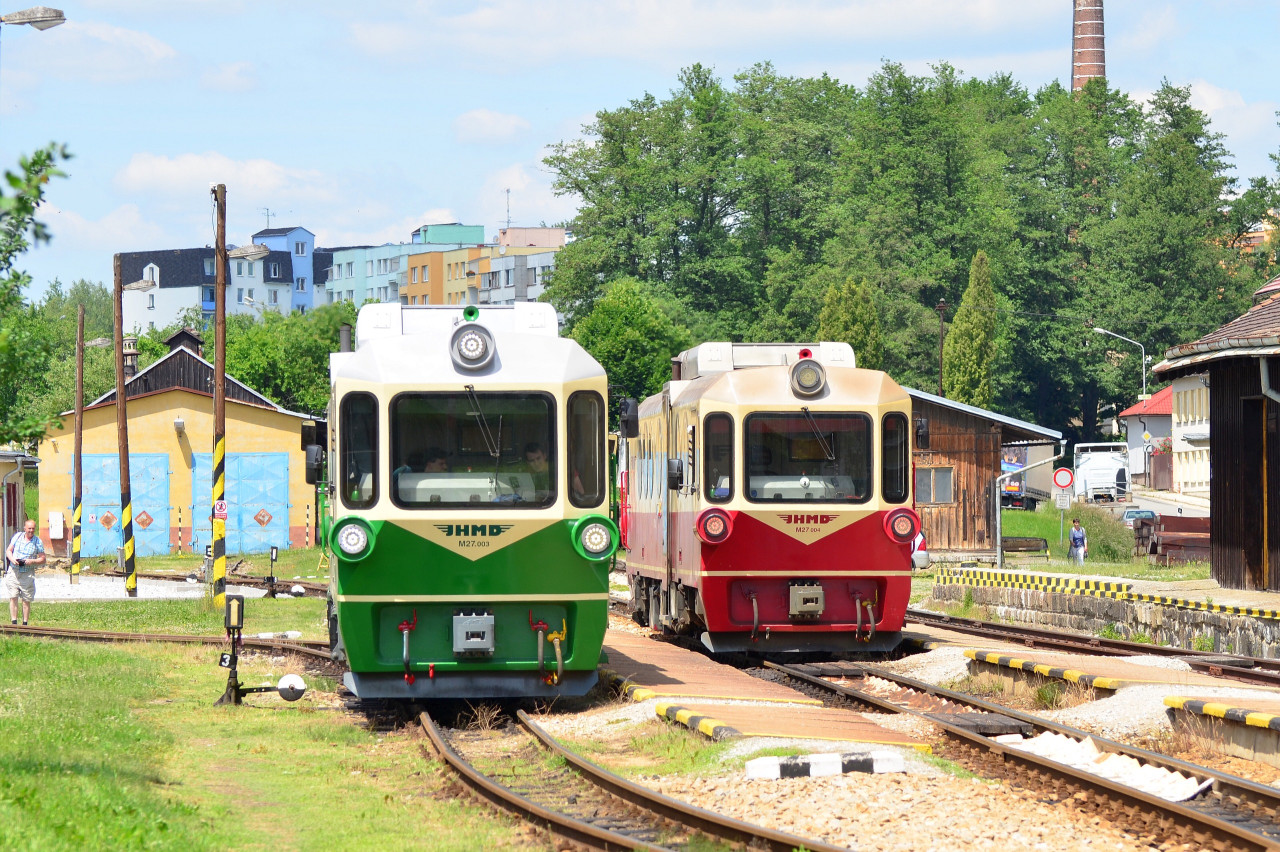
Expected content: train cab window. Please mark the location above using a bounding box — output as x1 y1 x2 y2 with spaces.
744 412 872 503
882 412 910 504
567 391 605 507
340 392 378 509
389 391 555 508
704 413 733 502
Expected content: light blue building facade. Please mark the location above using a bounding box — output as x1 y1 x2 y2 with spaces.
327 223 487 305
251 227 326 312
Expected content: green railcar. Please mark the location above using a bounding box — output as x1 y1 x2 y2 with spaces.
314 302 617 699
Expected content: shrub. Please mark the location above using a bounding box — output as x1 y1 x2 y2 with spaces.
1072 504 1137 563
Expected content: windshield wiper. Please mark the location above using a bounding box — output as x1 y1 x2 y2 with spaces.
464 384 500 459
800 406 836 461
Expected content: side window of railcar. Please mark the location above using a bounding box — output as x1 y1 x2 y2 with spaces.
340 392 378 509
567 392 605 507
389 392 555 508
881 412 910 504
704 413 733 502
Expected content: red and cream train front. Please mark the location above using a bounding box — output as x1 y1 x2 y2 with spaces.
621 342 918 654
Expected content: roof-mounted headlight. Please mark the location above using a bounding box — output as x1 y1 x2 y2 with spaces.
790 358 826 397
450 323 496 371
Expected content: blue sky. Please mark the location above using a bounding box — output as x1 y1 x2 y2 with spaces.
4 1 1277 297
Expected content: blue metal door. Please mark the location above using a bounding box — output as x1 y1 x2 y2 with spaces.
193 453 290 554
80 454 170 557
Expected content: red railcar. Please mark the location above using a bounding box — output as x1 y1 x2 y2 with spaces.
619 342 919 654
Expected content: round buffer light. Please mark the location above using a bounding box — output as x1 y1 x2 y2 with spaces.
790 358 827 397
882 508 921 543
332 518 376 561
696 508 733 544
571 515 619 561
449 323 497 371
580 522 612 555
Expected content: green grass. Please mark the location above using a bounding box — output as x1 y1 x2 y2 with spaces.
0 635 537 851
31 597 328 641
917 753 983 780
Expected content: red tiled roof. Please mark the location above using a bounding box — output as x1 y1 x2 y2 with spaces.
1118 384 1172 418
1255 274 1280 300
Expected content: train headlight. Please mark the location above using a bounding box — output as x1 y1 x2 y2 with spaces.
790 358 826 397
449 323 497 371
571 515 619 561
882 508 921 544
696 508 733 544
332 518 376 561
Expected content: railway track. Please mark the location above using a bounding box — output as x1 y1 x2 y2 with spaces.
0 623 332 660
421 708 848 852
907 608 1280 688
98 569 329 597
767 660 1280 851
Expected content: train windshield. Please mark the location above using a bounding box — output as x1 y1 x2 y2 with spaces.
390 392 555 508
744 412 872 503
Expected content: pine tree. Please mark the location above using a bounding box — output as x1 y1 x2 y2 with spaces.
943 251 997 407
817 278 882 370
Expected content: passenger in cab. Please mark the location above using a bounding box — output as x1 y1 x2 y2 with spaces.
423 447 449 473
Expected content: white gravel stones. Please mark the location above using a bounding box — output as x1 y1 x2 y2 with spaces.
877 646 973 685
27 573 266 601
999 731 1212 802
1121 655 1192 672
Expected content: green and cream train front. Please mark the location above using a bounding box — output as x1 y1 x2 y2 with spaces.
323 302 617 698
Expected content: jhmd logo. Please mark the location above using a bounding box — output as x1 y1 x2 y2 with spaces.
752 510 869 545
434 523 514 537
777 514 837 525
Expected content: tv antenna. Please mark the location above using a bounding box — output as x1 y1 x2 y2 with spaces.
505 188 512 229
261 208 274 229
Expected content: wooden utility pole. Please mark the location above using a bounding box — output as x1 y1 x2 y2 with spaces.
112 255 137 596
211 184 228 610
936 299 948 398
71 306 83 585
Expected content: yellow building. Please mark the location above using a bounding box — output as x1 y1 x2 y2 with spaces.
403 244 562 306
37 337 319 557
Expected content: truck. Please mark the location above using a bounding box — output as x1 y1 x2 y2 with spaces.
1073 442 1130 502
1000 444 1050 510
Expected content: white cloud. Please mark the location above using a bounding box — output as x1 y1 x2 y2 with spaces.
201 61 256 92
37 202 168 252
114 152 338 207
476 157 578 230
1186 80 1279 177
320 208 458 248
351 1 1060 65
453 109 531 144
1116 6 1181 54
22 21 179 84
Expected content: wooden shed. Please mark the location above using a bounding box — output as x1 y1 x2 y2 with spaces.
1154 294 1280 590
907 389 1062 562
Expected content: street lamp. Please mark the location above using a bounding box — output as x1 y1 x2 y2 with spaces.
0 6 65 30
1092 326 1147 398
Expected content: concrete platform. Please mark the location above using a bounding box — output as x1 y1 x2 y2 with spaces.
1165 695 1280 769
602 629 927 751
964 647 1269 691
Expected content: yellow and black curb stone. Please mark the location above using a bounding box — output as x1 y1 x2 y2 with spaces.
1164 696 1280 732
653 701 741 741
964 649 1123 690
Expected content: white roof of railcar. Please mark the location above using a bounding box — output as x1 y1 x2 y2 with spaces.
333 302 603 386
674 342 855 379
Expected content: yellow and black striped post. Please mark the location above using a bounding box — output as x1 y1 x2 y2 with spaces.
211 183 228 610
211 436 227 607
112 255 138 597
71 305 83 585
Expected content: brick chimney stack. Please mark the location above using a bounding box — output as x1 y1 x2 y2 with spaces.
1071 0 1105 90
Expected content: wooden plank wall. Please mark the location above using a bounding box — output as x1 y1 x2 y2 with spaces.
912 400 1000 553
1208 358 1268 590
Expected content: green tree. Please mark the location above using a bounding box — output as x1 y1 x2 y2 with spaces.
0 144 70 444
570 278 691 408
943 251 997 407
817 278 882 369
225 303 356 414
